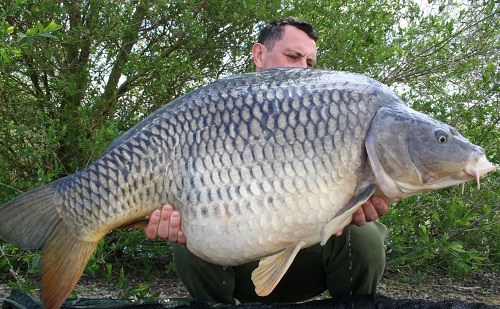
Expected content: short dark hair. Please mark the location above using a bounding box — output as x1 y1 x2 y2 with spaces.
257 17 318 50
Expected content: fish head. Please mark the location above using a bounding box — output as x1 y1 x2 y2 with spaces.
366 106 496 201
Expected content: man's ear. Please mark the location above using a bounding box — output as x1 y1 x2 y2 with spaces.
252 43 265 71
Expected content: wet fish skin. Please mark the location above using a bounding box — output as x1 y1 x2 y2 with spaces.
0 68 495 308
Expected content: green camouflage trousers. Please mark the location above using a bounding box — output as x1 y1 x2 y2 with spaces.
172 221 388 305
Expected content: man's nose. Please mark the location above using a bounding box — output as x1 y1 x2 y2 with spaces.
298 59 308 68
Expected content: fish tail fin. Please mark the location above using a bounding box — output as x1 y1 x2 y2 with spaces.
41 224 98 309
0 179 98 308
0 180 63 249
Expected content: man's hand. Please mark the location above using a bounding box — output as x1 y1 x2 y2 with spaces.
144 204 187 244
334 196 388 237
352 196 389 226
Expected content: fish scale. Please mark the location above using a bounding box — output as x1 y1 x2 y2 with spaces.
0 68 495 309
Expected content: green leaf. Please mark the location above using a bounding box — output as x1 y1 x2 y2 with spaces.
418 224 427 235
25 26 39 36
37 21 44 33
38 32 58 39
0 48 12 63
448 242 466 253
44 20 62 33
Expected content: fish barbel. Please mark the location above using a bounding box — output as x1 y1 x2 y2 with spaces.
0 68 495 308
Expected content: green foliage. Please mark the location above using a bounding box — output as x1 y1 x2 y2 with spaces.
80 229 175 281
17 20 62 44
287 0 406 74
0 243 39 295
0 0 62 63
93 231 173 299
0 0 498 297
382 174 499 274
121 282 160 301
0 22 20 62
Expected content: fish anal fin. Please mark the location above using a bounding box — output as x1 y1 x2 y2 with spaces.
320 182 376 245
251 241 305 296
40 224 99 309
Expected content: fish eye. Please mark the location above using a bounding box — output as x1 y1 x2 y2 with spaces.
434 129 448 143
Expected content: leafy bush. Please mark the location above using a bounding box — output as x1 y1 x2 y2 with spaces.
382 173 499 275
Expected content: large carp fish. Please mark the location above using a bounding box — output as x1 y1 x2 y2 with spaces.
0 68 495 308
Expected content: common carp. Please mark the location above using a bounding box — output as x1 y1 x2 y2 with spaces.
0 68 495 308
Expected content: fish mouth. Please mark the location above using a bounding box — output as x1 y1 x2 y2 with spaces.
463 155 496 190
393 155 496 197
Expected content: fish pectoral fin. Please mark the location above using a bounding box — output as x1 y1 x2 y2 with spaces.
320 182 376 245
251 241 306 296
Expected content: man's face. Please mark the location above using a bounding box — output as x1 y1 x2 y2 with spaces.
253 25 317 71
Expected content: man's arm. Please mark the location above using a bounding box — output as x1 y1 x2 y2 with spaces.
145 197 389 242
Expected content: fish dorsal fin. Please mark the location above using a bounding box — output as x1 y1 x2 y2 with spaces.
251 241 306 296
320 182 376 245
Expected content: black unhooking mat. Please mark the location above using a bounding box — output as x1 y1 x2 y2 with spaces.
2 289 498 309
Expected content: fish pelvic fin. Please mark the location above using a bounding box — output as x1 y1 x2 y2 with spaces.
40 223 98 309
251 241 306 296
320 182 376 245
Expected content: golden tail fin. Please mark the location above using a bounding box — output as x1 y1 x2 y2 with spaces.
41 223 98 309
0 178 99 308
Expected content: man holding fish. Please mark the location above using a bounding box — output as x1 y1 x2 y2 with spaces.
1 13 494 309
145 17 389 304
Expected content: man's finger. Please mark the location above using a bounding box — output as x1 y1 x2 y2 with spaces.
144 209 162 240
362 201 379 222
168 211 181 242
177 230 187 245
352 207 366 226
371 197 389 216
156 205 173 239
